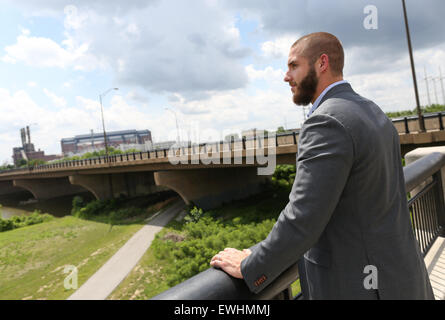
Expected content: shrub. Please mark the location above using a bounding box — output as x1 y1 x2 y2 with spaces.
152 207 277 287
184 206 204 224
71 196 84 215
0 211 54 232
270 164 296 191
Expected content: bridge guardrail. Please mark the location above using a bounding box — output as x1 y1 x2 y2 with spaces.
392 112 445 134
151 152 445 300
0 131 300 175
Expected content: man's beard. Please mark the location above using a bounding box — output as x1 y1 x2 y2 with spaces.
293 66 318 106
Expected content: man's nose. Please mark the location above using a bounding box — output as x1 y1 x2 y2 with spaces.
284 72 290 82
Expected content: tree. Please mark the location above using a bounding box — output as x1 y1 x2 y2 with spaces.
276 126 286 133
224 133 240 142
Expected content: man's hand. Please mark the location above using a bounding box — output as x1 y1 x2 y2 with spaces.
210 248 252 279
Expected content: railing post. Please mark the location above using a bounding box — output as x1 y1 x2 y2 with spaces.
439 112 444 131
404 117 410 134
293 132 297 145
433 171 445 236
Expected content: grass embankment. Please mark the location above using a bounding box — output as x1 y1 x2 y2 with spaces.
109 167 301 300
0 193 177 300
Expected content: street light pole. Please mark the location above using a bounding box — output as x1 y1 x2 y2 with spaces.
165 107 181 145
401 0 425 132
99 88 119 160
424 67 431 107
439 67 445 105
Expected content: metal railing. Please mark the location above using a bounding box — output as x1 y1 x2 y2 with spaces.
404 152 445 256
152 152 445 300
392 112 445 134
0 132 299 175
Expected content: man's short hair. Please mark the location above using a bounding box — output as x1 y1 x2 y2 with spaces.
292 32 344 76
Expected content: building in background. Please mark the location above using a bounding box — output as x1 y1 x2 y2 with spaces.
61 129 152 157
149 141 177 151
12 126 62 165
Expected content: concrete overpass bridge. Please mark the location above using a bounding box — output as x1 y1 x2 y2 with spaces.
1 111 445 209
0 135 298 209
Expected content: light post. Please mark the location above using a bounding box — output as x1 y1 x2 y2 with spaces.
401 0 425 132
439 67 445 105
99 88 119 160
424 67 431 107
165 107 181 145
432 77 439 105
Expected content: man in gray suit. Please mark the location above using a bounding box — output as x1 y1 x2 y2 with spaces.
210 32 434 299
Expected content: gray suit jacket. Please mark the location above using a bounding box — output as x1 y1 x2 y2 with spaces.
240 83 434 299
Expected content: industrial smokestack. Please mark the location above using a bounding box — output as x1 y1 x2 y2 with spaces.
26 126 31 144
20 128 26 147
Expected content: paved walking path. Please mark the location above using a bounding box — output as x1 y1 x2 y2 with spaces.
425 236 445 300
67 200 185 300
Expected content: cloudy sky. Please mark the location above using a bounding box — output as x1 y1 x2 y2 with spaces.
1 0 445 164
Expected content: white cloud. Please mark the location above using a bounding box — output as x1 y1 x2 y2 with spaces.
43 88 67 108
54 0 249 95
261 34 300 59
3 33 84 69
76 96 100 111
246 64 284 83
63 5 88 30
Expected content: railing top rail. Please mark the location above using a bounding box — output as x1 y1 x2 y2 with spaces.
152 259 299 300
391 111 445 122
404 152 445 192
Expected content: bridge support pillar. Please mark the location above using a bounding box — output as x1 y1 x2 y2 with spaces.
69 172 165 200
154 167 269 210
13 178 86 200
0 180 26 196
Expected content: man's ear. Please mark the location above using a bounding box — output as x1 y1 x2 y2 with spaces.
319 54 329 73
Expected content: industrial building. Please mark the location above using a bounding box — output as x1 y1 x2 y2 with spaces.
60 129 152 156
12 126 62 165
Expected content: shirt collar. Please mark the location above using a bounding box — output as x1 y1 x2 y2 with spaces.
307 80 348 118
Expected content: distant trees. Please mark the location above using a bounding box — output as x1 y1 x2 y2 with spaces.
224 133 240 142
386 104 445 119
276 126 286 133
55 147 142 163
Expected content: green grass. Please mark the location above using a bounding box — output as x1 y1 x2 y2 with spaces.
0 215 144 300
109 187 302 300
0 193 180 300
